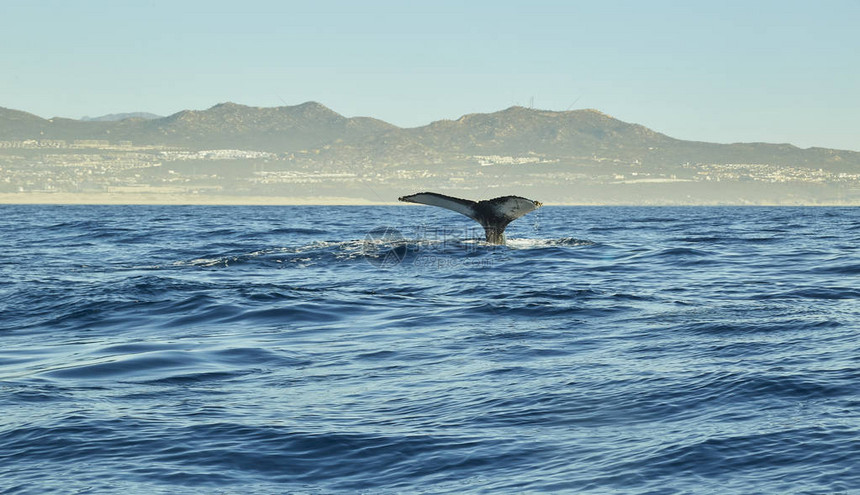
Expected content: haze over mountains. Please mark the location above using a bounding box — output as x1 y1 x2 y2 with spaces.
1 102 858 204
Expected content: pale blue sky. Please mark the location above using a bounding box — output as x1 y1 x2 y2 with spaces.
2 0 858 150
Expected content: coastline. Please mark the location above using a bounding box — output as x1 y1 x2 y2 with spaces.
0 192 857 206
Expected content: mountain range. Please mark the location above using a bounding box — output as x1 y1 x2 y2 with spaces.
1 101 857 173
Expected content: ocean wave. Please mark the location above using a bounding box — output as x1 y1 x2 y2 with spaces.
810 262 860 275
751 287 860 300
618 426 859 493
0 418 547 492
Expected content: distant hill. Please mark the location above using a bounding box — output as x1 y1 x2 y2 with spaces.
0 101 396 150
411 106 675 154
80 112 163 122
317 106 679 166
0 107 53 138
146 101 396 150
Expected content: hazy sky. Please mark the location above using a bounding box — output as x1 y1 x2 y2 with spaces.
2 0 858 150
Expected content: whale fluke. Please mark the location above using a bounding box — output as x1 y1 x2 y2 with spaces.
398 192 542 244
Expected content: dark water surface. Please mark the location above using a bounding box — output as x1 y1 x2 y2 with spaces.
1 205 858 493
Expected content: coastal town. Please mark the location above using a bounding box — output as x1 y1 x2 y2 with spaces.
2 138 859 203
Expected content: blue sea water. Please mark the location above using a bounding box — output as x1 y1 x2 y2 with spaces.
1 204 858 494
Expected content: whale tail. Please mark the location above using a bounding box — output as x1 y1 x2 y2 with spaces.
398 192 542 245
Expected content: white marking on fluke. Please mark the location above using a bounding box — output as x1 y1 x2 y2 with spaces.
398 192 543 245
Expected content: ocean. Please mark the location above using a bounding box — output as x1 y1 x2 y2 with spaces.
1 204 858 494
